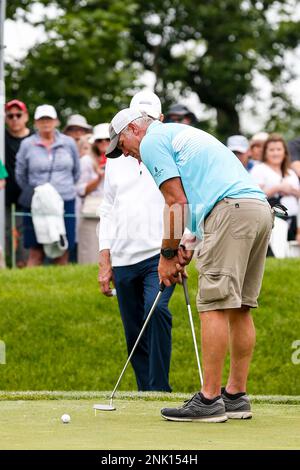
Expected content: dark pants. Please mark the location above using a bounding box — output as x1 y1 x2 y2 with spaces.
113 254 175 392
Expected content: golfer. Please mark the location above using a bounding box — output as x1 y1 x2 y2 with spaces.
105 109 273 423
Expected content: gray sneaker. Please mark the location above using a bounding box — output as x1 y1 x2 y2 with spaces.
221 388 252 419
161 392 228 423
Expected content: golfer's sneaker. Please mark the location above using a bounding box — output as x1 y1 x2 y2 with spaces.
161 392 228 423
221 387 252 419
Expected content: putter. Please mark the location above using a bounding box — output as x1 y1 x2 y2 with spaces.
94 282 166 413
182 276 203 387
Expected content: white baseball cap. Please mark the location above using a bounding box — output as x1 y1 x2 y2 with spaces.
34 104 57 120
130 90 162 119
106 108 143 158
91 123 110 142
64 114 91 131
227 135 249 153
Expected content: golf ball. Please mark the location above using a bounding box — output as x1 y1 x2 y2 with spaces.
61 413 71 424
111 288 117 296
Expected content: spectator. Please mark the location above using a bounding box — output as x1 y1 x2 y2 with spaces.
297 204 300 245
0 160 7 189
98 91 175 392
78 133 93 157
15 104 80 266
251 133 300 240
164 103 196 126
288 133 300 179
227 135 251 170
63 114 92 147
90 123 110 168
249 132 269 162
5 99 33 266
77 126 109 264
0 160 8 268
74 135 93 253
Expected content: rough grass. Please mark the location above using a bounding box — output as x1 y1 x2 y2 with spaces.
0 259 300 394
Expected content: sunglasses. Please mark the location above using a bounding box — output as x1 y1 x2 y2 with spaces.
7 113 23 120
95 139 110 143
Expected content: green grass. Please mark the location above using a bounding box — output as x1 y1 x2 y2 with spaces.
0 259 300 393
0 397 299 450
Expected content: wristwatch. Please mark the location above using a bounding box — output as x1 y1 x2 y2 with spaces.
160 248 178 259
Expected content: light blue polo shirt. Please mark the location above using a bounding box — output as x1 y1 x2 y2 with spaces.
140 121 266 238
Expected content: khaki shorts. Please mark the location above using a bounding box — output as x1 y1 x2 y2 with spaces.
196 198 273 312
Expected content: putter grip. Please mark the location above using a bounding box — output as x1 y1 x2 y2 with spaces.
159 282 166 292
182 277 190 305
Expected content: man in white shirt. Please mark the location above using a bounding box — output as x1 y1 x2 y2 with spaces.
98 91 175 391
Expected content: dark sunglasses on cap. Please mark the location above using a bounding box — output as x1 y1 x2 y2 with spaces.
95 138 110 143
6 112 23 120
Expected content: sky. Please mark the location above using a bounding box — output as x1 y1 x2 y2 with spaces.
4 3 300 136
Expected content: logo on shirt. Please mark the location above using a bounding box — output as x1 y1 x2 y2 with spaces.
154 166 164 179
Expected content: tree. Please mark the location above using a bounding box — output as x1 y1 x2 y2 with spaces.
6 1 138 124
6 0 300 138
128 0 300 138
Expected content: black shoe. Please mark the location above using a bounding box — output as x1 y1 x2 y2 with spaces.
161 392 228 423
221 387 252 419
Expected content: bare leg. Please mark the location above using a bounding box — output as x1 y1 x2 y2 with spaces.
226 306 256 394
200 310 229 399
53 250 69 266
27 248 44 267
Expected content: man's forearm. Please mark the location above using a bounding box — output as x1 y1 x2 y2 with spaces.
99 249 111 266
161 201 187 250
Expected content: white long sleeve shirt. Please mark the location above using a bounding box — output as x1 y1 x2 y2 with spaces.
99 155 165 266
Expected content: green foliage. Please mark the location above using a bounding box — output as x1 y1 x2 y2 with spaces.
6 1 139 125
0 259 299 394
129 0 300 138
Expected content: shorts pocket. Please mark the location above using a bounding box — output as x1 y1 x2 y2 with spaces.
231 207 258 239
199 271 231 302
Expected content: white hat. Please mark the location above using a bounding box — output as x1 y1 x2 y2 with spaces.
91 123 110 142
106 108 143 158
130 90 162 119
250 132 269 144
34 104 57 120
227 135 249 153
64 114 91 131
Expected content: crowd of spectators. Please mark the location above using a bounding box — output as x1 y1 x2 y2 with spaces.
1 96 300 268
2 99 108 267
226 131 300 253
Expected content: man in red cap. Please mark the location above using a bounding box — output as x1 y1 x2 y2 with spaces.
5 99 33 266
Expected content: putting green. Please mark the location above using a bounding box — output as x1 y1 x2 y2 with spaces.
0 398 299 450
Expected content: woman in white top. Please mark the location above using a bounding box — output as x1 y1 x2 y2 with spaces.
251 133 300 240
77 125 109 263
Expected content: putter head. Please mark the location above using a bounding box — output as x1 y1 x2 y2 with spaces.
93 404 116 412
